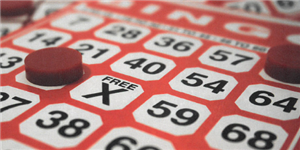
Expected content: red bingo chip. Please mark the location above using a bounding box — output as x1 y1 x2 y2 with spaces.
0 0 34 16
24 47 83 86
265 45 300 84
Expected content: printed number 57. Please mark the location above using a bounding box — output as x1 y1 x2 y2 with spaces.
209 49 253 65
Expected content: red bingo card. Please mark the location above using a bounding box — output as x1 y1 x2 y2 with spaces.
1 1 300 150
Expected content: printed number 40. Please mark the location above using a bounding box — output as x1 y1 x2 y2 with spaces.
124 58 166 75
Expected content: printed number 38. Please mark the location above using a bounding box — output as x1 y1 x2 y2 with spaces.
36 110 90 137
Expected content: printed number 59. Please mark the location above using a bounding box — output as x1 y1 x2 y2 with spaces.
147 100 199 126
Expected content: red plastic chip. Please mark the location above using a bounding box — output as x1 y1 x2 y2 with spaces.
25 47 83 86
0 0 34 16
265 45 300 84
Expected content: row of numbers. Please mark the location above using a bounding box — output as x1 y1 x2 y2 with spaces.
0 90 290 149
225 0 300 15
16 102 174 149
3 48 299 120
8 13 261 74
4 53 299 120
2 115 289 150
2 78 298 149
15 101 288 150
1 43 260 79
68 68 299 121
8 21 261 82
1 83 296 149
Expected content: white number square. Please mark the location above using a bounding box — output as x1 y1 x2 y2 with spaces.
199 45 260 73
272 0 300 14
13 29 72 50
111 52 176 81
70 75 143 110
95 22 150 44
236 84 300 120
69 39 120 64
20 103 102 148
206 115 287 150
133 94 210 135
51 13 104 32
89 127 175 150
0 48 27 74
0 86 40 122
144 33 202 57
169 67 237 100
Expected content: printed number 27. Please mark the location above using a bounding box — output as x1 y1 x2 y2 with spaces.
0 92 32 112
